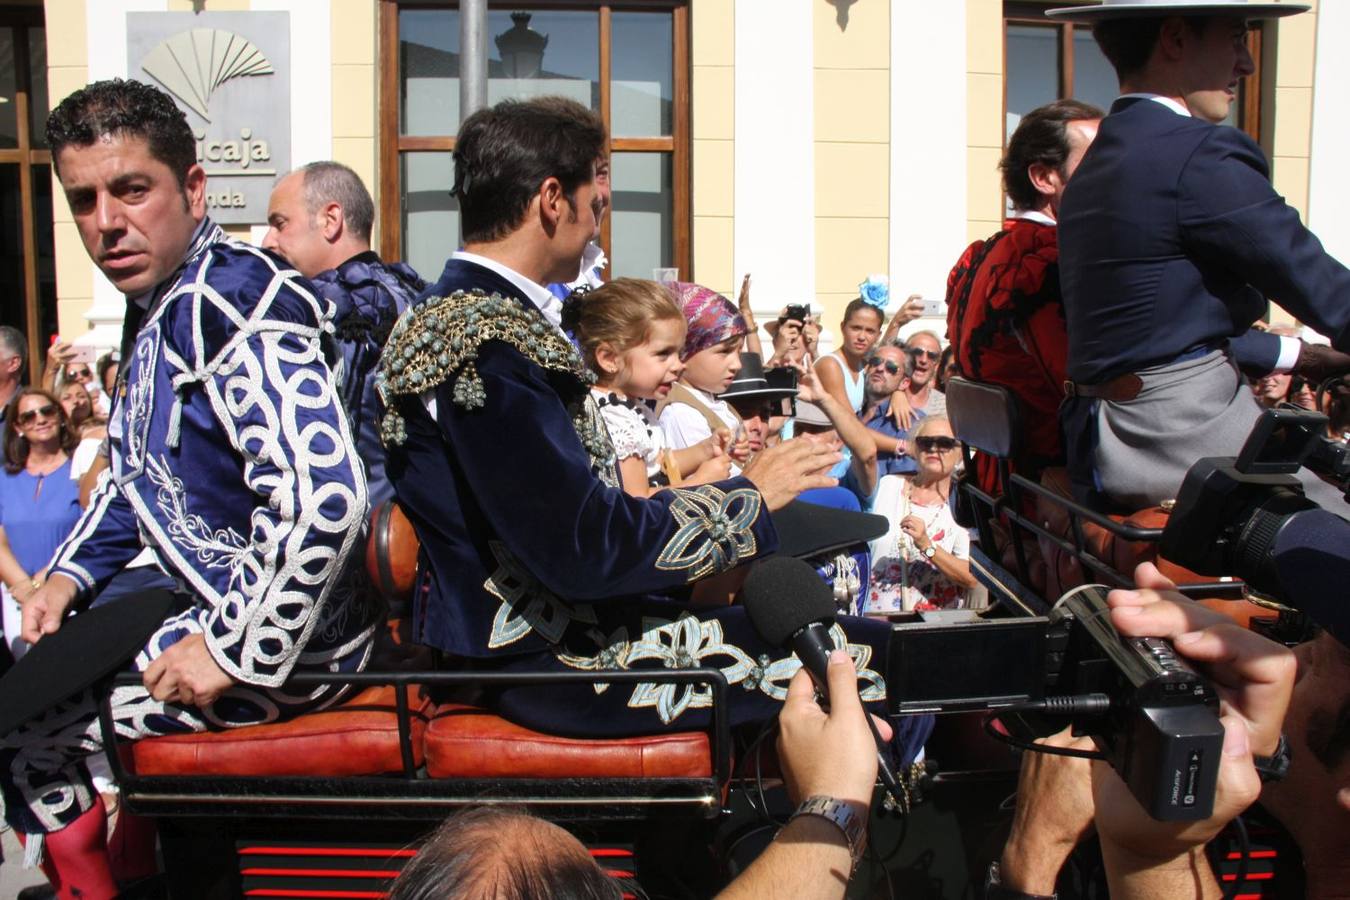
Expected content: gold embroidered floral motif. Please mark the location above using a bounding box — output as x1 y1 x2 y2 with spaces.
376 290 611 480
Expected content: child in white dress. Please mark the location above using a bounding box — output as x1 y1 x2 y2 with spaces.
565 279 731 498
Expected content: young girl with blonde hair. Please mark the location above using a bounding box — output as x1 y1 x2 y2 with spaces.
564 278 731 498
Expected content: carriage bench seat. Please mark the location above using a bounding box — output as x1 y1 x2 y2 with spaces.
423 704 712 779
130 685 436 777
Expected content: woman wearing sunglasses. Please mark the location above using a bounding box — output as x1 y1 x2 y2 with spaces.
0 388 81 661
864 416 979 615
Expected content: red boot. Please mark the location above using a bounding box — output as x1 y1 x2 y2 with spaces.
107 807 159 884
16 797 118 900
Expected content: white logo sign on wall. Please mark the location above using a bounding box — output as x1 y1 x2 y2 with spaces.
128 12 290 225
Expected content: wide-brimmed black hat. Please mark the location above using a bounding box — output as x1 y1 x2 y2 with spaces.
719 353 798 403
771 500 889 559
1046 0 1307 21
0 589 179 737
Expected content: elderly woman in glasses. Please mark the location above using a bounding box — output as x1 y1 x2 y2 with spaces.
0 388 81 660
864 415 978 615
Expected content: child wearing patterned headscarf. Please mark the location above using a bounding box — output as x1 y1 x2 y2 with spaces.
563 278 732 498
658 283 753 474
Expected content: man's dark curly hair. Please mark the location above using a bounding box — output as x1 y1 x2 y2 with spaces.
1001 98 1105 212
46 79 197 185
452 96 606 244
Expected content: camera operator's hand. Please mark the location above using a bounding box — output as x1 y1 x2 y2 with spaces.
999 727 1097 895
717 650 889 900
777 649 892 808
741 437 841 511
1093 563 1296 897
1259 632 1350 899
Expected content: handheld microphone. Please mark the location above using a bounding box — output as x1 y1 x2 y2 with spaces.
744 557 909 809
743 557 839 703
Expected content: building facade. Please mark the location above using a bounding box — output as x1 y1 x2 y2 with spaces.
3 0 1345 377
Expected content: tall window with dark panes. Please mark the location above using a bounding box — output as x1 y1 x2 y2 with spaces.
1003 2 1261 142
0 8 55 382
381 2 688 282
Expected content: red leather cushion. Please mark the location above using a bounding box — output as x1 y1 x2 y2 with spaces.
423 705 712 779
131 685 433 777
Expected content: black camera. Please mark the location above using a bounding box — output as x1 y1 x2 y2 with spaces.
1161 408 1342 598
884 587 1224 822
764 366 799 418
781 304 810 325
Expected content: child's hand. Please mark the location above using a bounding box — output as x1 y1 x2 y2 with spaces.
708 428 732 458
692 453 733 484
729 425 752 464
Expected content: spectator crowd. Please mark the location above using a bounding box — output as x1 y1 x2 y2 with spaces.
3 1 1350 897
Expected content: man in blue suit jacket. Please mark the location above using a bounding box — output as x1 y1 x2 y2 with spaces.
1050 0 1350 511
378 97 901 738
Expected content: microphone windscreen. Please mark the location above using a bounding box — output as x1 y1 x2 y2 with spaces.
743 556 837 648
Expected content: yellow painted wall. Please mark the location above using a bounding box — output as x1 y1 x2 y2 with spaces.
45 0 91 340
690 0 735 298
966 0 1003 245
331 0 378 245
1269 0 1317 326
812 0 889 332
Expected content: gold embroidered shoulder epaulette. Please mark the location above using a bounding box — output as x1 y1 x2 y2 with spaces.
376 289 591 445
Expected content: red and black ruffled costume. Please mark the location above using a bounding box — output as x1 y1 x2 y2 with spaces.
945 217 1069 498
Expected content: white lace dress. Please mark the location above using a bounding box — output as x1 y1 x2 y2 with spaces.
593 389 669 487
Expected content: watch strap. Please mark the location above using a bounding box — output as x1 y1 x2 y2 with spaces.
1254 733 1291 783
985 861 1057 900
788 795 866 866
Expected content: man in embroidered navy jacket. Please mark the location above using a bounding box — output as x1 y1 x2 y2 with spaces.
3 80 374 891
264 161 425 506
381 97 897 736
1050 0 1350 511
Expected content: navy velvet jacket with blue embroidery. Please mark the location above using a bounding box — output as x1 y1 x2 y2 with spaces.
381 258 780 659
48 220 374 688
310 251 425 507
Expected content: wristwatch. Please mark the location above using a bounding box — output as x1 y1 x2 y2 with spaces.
922 544 937 559
985 861 1057 900
1254 733 1291 783
788 795 866 867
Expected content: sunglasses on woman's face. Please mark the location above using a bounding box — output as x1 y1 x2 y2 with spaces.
865 355 900 375
67 367 92 379
17 403 59 426
915 436 957 453
908 348 940 362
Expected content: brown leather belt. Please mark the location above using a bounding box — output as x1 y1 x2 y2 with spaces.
1063 373 1144 403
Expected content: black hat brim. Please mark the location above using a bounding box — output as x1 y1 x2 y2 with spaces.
720 387 799 403
770 500 889 559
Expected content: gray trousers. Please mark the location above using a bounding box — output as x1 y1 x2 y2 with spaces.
1093 349 1347 514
